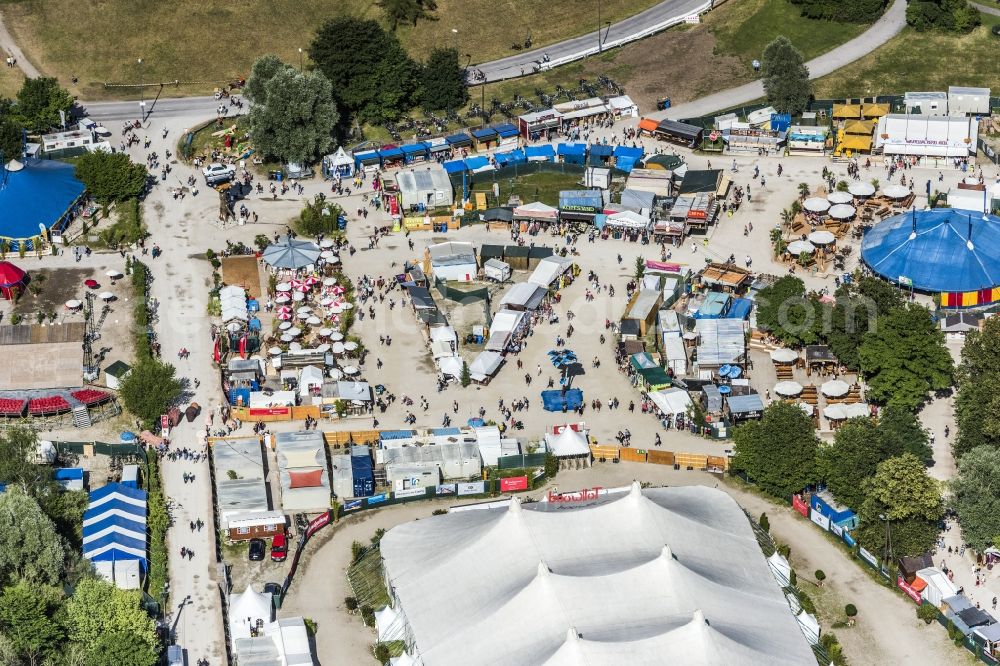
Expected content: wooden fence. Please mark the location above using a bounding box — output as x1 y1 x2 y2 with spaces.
589 445 728 471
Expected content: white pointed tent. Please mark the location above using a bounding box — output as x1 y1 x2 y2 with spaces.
229 585 273 641
543 426 590 458
375 605 407 642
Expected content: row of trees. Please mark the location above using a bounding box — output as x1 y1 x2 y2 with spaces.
0 428 158 665
755 275 953 410
730 403 942 557
907 0 981 32
790 0 887 22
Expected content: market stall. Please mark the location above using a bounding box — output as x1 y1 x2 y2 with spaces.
518 109 564 140
322 147 354 178
470 127 499 152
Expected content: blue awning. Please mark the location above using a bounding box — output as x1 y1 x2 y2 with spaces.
557 143 587 156
354 150 380 165
446 133 473 146
524 144 555 161
589 144 613 157
614 145 645 160
380 429 415 440
494 149 526 166
471 127 498 140
378 146 404 159
464 155 491 171
443 160 468 174
495 123 519 138
615 156 640 173
401 143 428 156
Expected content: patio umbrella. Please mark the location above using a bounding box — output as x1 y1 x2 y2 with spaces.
331 342 346 353
828 204 856 220
292 292 305 302
105 269 123 278
845 403 870 418
295 283 310 293
261 238 321 270
276 306 292 315
279 321 292 330
297 312 310 320
808 230 836 245
769 348 798 364
277 312 292 321
326 255 341 265
344 341 358 351
821 379 850 398
317 343 331 353
803 197 830 213
287 327 302 337
276 282 292 292
98 291 115 301
297 306 312 314
330 314 341 324
304 276 320 286
329 305 344 315
280 333 294 342
823 404 848 420
774 381 804 397
320 250 335 259
332 286 346 295
341 302 354 310
329 368 343 380
323 277 337 286
827 191 853 205
848 182 875 197
268 347 282 355
797 402 814 416
883 184 910 199
275 294 291 304
306 316 322 325
320 297 335 306
289 342 303 352
320 239 335 249
318 327 333 337
226 322 241 332
65 299 82 309
84 279 100 289
342 365 359 375
787 240 815 255
329 332 344 341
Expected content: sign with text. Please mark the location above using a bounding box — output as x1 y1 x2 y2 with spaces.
343 499 363 512
366 493 388 505
457 481 485 496
249 407 291 417
859 546 878 567
830 522 844 537
500 476 529 492
305 510 332 538
394 487 426 499
810 509 831 531
546 487 604 503
898 576 923 605
792 494 809 517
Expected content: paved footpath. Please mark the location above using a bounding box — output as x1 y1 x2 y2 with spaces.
651 0 907 121
0 11 39 77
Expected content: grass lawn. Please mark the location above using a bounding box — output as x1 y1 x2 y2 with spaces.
708 0 869 64
0 0 661 99
812 14 1000 98
468 170 592 208
0 60 24 99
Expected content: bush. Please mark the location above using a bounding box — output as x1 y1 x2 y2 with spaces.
789 569 797 586
797 588 817 614
145 457 169 599
432 508 448 515
360 605 375 626
917 603 939 624
74 150 148 203
303 617 317 635
98 198 146 248
344 596 358 611
374 644 390 662
370 528 386 546
544 451 559 479
815 569 826 585
845 603 858 618
351 540 366 562
296 195 344 236
777 543 792 559
759 513 770 533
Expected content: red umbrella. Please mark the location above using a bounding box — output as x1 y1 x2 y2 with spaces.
276 305 292 314
277 312 292 321
84 279 100 289
331 286 346 295
289 279 303 289
295 283 310 293
213 337 221 363
304 276 320 286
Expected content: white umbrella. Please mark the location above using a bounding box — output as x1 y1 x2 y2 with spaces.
323 277 337 286
803 197 829 213
787 240 815 255
331 342 346 353
318 327 333 337
808 230 836 245
320 250 335 259
98 291 115 301
297 306 312 314
268 346 283 355
342 365 359 375
275 294 290 304
883 184 910 199
276 282 292 292
306 315 322 325
797 402 814 416
292 292 305 302
774 381 804 397
105 269 123 278
279 321 292 330
65 299 82 309
326 255 341 265
329 305 344 314
317 343 332 353
769 348 798 364
329 332 344 342
845 403 870 418
828 204 856 220
287 326 302 337
848 182 875 197
320 297 335 306
280 333 294 342
329 368 344 380
823 404 848 420
320 239 336 249
343 341 358 351
341 302 354 310
297 311 310 320
289 342 303 352
827 191 853 205
821 379 850 398
226 322 241 332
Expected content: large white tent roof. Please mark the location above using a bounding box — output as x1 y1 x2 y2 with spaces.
543 426 590 457
380 484 815 666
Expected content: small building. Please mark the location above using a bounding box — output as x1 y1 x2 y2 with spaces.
212 437 273 539
948 86 991 116
226 511 286 541
904 91 948 116
875 114 978 159
322 147 354 178
518 109 564 139
329 454 354 500
381 442 482 481
54 467 85 491
654 119 703 147
625 168 672 199
499 282 546 311
386 463 440 491
41 129 96 153
275 431 330 514
940 312 983 338
104 360 131 390
622 289 663 336
810 490 858 529
543 425 591 467
428 242 477 282
695 318 746 369
396 163 453 212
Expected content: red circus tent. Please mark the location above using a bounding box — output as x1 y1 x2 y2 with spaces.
0 261 27 299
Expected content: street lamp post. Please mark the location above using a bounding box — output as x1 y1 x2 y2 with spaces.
137 58 145 121
298 48 303 71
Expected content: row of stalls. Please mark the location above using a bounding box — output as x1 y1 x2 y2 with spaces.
352 125 522 174
518 95 638 140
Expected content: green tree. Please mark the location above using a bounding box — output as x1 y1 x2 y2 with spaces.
309 18 418 121
855 453 942 558
460 360 471 387
760 36 811 114
295 195 344 236
0 581 65 666
819 417 883 511
0 427 52 497
15 77 74 132
790 0 886 22
380 0 438 29
118 358 182 428
0 487 66 586
731 401 819 499
951 446 1000 552
74 151 148 204
243 54 288 106
420 48 468 112
0 114 23 162
248 66 338 164
954 316 1000 458
907 0 980 32
826 276 901 370
65 579 158 666
877 405 932 464
858 303 953 410
753 276 823 346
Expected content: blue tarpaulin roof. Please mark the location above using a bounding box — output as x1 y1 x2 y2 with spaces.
354 150 380 165
84 501 145 524
401 143 428 155
378 146 404 159
495 124 519 138
614 145 645 160
0 160 85 241
589 144 613 157
83 515 146 542
524 145 555 160
541 389 584 412
380 429 415 440
446 133 473 146
557 143 587 156
54 467 84 480
443 159 468 174
494 149 526 166
471 127 498 139
615 157 639 173
464 156 491 171
88 482 147 505
861 209 1000 293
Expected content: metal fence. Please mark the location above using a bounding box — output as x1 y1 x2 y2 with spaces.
54 440 147 461
497 452 548 469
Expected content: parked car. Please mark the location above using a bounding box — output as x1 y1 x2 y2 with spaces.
263 582 282 598
203 162 235 185
270 533 287 562
248 538 266 561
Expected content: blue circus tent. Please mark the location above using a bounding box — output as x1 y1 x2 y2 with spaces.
0 159 85 242
861 209 1000 293
82 483 148 571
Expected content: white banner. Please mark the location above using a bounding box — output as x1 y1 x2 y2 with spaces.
830 522 844 537
809 509 831 531
394 487 426 499
859 546 878 567
457 481 486 496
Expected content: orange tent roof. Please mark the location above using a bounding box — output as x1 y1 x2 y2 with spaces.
638 118 659 133
839 134 872 152
910 576 928 592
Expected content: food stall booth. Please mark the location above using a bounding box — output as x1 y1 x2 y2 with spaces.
470 127 499 152
494 123 520 149
377 145 405 170
401 142 430 164
518 109 564 141
654 120 703 148
445 133 473 155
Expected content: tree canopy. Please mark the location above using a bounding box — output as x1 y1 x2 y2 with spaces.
0 111 23 163
15 77 74 133
380 0 438 29
858 303 953 410
118 358 182 428
0 581 65 666
761 36 811 115
243 54 288 106
0 487 66 587
296 194 344 236
74 151 148 204
907 0 980 32
731 401 818 499
753 275 823 346
951 446 1000 552
65 578 159 666
790 0 886 22
954 316 1000 458
247 63 338 164
421 48 469 112
855 453 942 558
878 405 932 464
309 18 418 122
